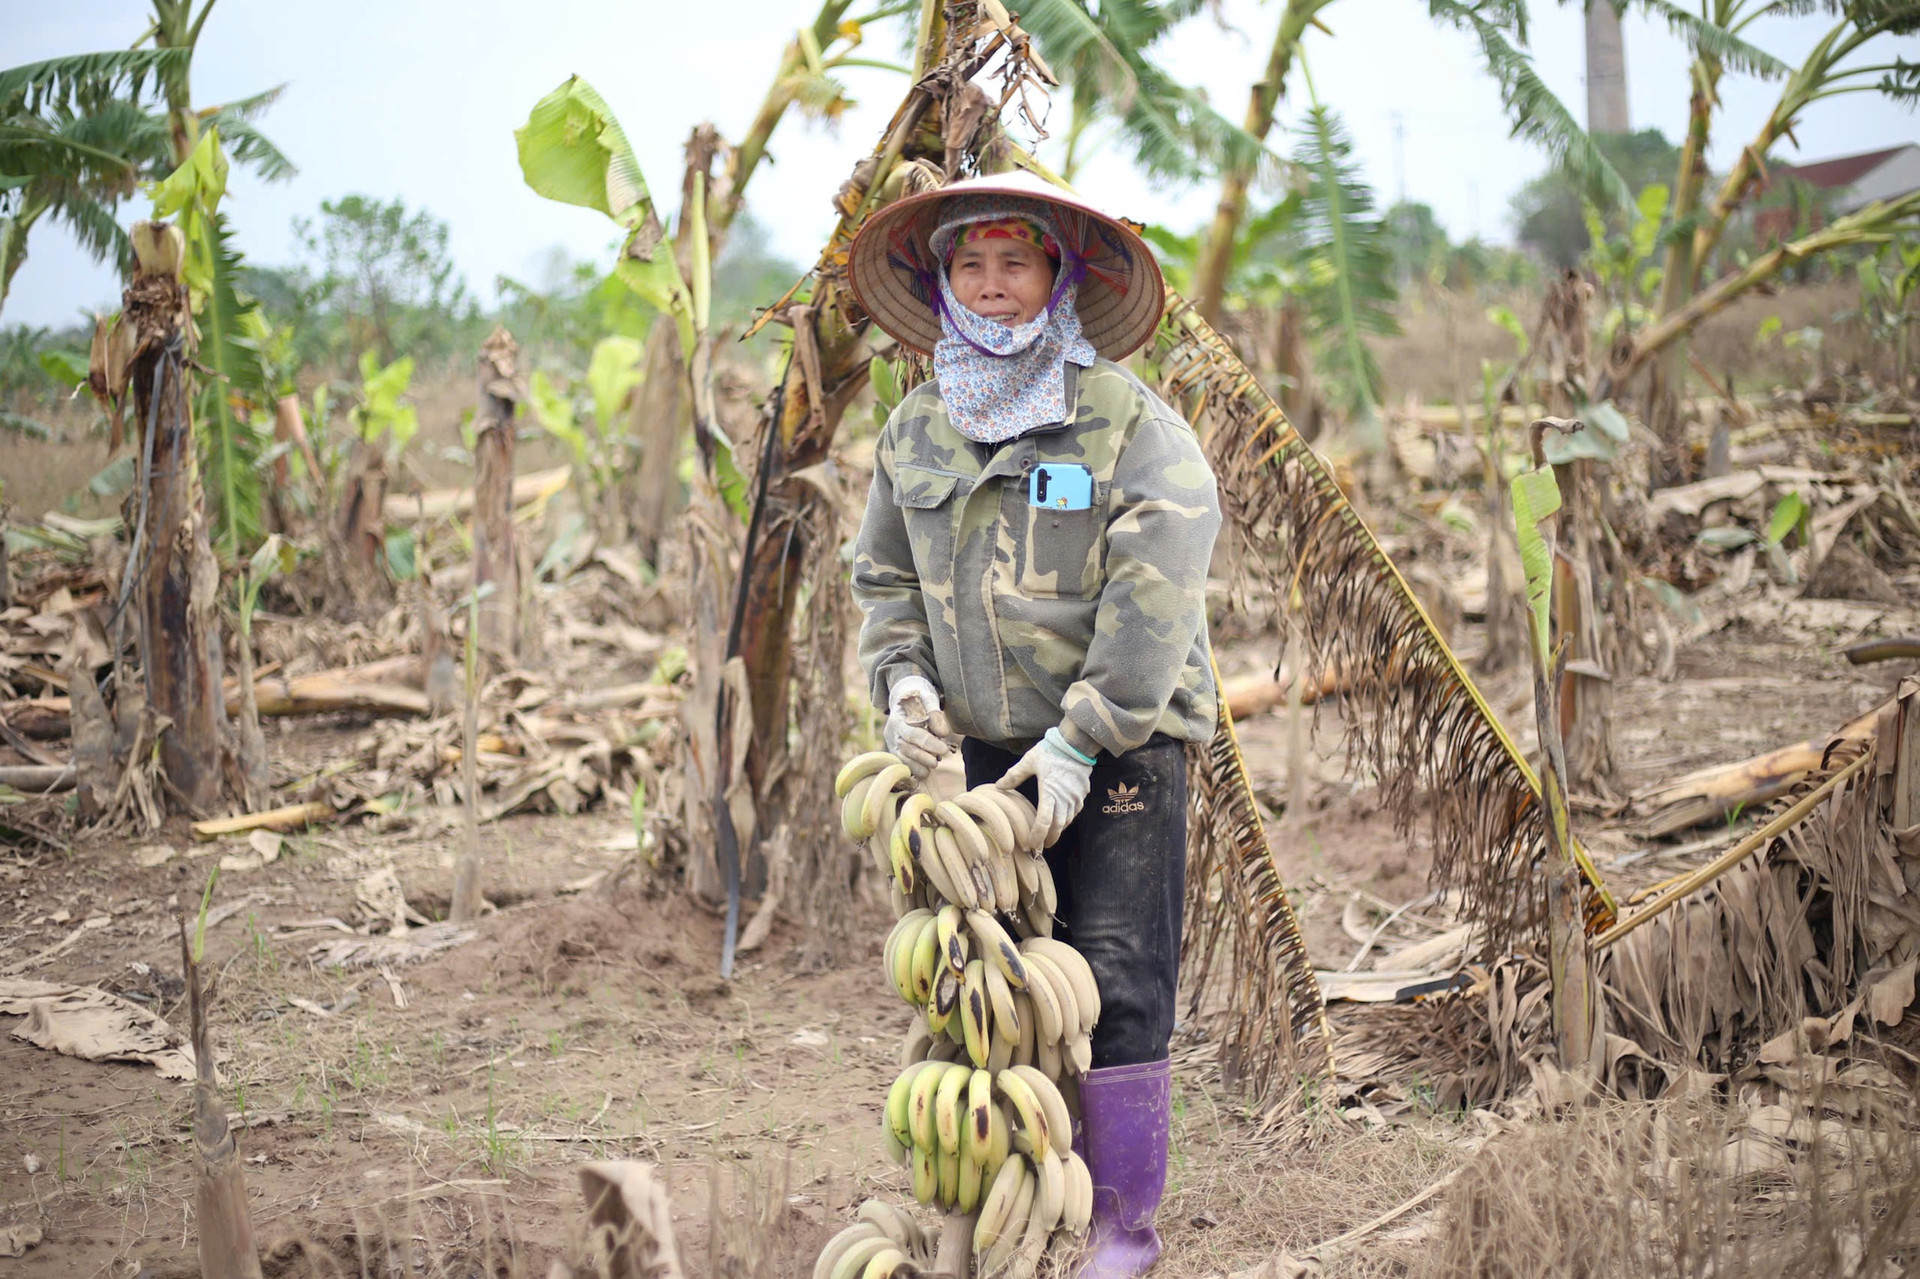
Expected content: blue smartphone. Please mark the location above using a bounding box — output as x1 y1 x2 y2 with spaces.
1029 463 1095 511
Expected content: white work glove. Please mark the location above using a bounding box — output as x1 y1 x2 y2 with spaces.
885 675 951 779
998 727 1095 850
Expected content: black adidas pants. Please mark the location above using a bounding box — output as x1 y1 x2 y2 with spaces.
961 734 1188 1069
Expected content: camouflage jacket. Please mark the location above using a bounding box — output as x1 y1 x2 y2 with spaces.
853 358 1221 759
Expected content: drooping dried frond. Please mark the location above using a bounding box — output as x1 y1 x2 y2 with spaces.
1600 678 1919 1073
1181 668 1332 1115
1155 296 1617 957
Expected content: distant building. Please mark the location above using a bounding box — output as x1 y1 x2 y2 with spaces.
1752 143 1920 244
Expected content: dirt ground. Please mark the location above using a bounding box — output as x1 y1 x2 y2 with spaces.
6 557 1917 1279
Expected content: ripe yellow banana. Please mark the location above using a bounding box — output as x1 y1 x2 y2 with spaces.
935 1061 971 1155
843 774 879 840
1023 953 1080 1047
965 910 1030 991
967 1067 995 1161
953 789 1018 861
932 827 981 911
909 914 940 1004
1062 1150 1093 1234
888 812 919 897
979 785 1035 853
972 1152 1030 1259
911 826 960 905
1067 1034 1092 1076
1020 952 1065 1044
1005 1184 1054 1279
1011 848 1040 897
986 1029 1013 1073
896 791 937 835
815 1224 885 1279
863 763 911 837
979 1159 1035 1277
1034 857 1058 916
861 1247 907 1279
900 1022 933 1068
856 1200 926 1257
994 1067 1052 1157
986 843 1019 912
1035 1036 1063 1080
936 904 969 975
936 801 994 875
960 959 992 1069
983 960 1020 1045
927 968 957 1036
830 1233 895 1279
1021 898 1053 940
1031 1147 1066 1232
1012 991 1037 1068
1007 1065 1073 1158
1019 937 1101 1034
835 751 901 798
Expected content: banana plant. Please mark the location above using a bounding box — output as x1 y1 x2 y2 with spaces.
1510 420 1603 1074
527 334 646 516
1293 59 1398 441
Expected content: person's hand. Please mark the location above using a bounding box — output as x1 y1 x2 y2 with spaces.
997 727 1094 849
884 675 951 778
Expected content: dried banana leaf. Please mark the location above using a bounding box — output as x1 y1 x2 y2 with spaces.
1155 298 1616 955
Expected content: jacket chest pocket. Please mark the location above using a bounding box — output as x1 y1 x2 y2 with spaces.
1016 491 1106 600
892 464 966 581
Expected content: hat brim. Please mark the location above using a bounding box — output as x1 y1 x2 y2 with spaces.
846 170 1166 363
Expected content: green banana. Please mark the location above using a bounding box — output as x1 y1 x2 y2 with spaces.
909 914 940 1004
911 1142 938 1206
908 1056 945 1151
934 1061 971 1155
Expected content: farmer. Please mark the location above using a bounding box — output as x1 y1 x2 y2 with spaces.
846 171 1221 1279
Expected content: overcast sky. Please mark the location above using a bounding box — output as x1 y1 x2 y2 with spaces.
5 0 1914 329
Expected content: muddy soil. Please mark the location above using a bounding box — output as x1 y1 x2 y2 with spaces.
3 594 1917 1276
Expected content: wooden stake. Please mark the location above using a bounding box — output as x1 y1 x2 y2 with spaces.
472 327 521 660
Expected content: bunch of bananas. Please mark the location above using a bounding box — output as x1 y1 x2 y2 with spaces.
816 750 1104 1279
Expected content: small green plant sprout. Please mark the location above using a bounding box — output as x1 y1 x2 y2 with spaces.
1766 491 1810 549
529 334 645 511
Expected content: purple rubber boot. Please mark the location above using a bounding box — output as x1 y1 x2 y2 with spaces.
1076 1058 1171 1279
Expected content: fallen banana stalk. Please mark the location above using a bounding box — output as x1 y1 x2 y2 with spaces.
1627 701 1882 837
1596 745 1877 949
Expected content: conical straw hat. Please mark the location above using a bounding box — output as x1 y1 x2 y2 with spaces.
846 170 1166 362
